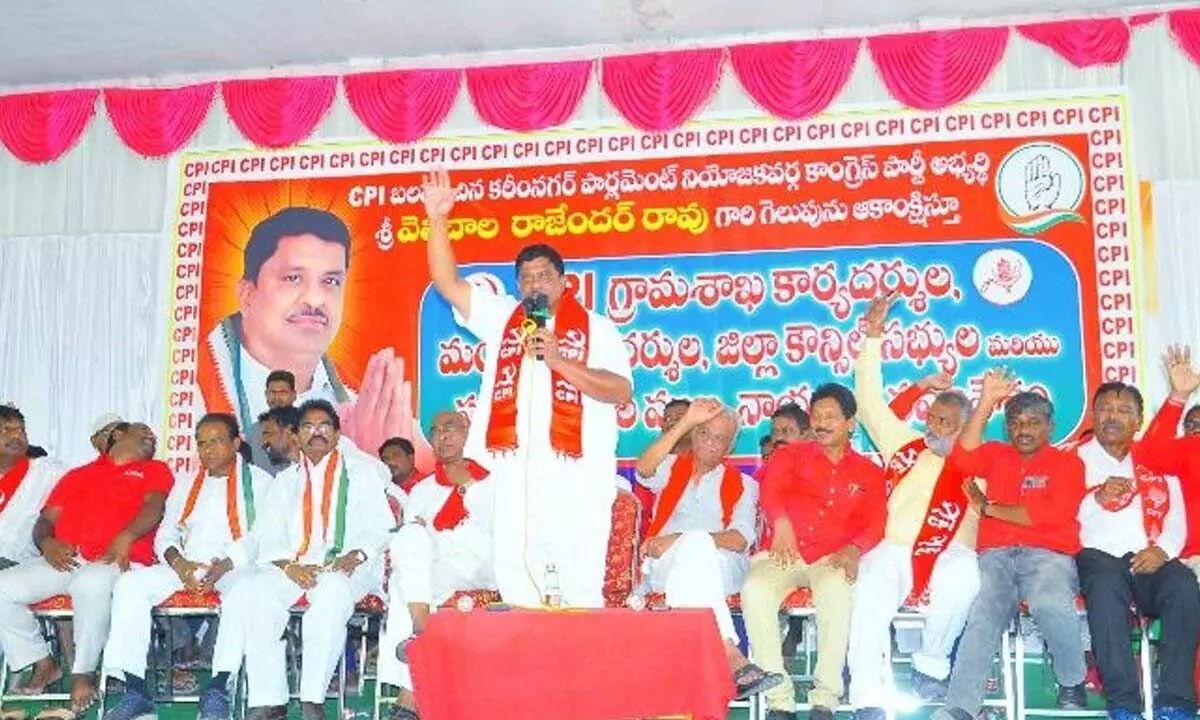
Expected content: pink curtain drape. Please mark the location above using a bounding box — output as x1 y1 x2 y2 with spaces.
1169 8 1200 66
729 39 860 120
222 76 337 148
869 28 1009 110
601 49 723 131
1018 19 1131 68
3 10 1200 161
0 89 98 164
343 69 461 144
104 84 215 158
466 61 592 132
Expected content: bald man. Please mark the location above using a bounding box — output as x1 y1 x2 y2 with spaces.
378 411 496 720
635 399 776 699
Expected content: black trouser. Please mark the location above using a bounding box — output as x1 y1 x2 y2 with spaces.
1077 548 1200 712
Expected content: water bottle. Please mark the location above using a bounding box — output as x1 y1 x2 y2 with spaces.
543 563 563 608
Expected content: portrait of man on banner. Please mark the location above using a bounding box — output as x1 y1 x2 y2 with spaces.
195 204 431 469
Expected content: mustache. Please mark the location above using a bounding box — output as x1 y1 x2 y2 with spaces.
287 306 329 323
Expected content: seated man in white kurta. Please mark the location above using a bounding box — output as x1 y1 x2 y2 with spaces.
378 410 496 720
422 169 634 608
101 413 271 720
214 399 393 720
848 295 981 717
635 398 781 698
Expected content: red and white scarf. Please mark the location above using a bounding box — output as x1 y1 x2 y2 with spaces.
486 292 590 459
885 437 969 601
646 453 743 539
1093 458 1170 544
431 459 490 531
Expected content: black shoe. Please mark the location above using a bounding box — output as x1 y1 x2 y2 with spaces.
855 707 886 720
765 711 798 720
1058 683 1087 710
810 706 836 720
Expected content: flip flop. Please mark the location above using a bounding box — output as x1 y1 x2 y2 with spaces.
33 709 79 720
1 708 30 720
12 666 64 695
387 705 420 720
732 663 785 700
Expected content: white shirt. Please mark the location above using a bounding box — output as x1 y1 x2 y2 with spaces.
404 469 497 542
257 438 393 567
644 454 759 546
0 457 65 562
1076 438 1186 559
455 282 633 487
154 463 273 568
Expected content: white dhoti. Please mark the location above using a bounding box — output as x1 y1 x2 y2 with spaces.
847 541 980 708
101 563 252 681
491 465 614 608
0 558 129 673
217 564 376 708
643 531 743 643
378 523 494 690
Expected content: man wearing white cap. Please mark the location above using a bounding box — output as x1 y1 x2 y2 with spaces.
89 414 123 457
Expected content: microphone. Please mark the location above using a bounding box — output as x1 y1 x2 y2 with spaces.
522 293 550 360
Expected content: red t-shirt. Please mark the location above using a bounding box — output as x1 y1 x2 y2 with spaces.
1138 400 1200 556
45 457 173 565
950 442 1085 554
760 441 887 564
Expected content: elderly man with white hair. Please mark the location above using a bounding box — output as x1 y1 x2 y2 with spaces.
847 295 981 719
634 398 780 699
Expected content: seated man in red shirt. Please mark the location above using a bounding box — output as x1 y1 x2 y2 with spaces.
930 372 1088 720
1136 345 1200 578
726 383 888 720
0 422 171 715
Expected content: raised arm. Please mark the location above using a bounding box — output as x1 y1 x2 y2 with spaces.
422 168 472 318
959 369 1016 451
635 399 722 479
855 294 922 458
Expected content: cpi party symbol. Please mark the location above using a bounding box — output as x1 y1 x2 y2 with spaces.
995 142 1085 236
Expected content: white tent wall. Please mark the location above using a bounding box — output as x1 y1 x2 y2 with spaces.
0 22 1197 465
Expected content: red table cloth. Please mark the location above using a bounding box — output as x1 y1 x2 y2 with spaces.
409 607 735 720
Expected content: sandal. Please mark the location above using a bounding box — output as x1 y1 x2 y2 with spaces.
387 705 420 720
1 708 29 720
732 663 785 700
33 709 80 720
13 666 64 695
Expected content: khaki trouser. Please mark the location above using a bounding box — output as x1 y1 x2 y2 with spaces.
741 551 853 712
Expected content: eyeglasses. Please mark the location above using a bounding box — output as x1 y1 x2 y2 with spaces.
299 421 335 434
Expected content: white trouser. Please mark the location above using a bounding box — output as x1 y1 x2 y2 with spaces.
378 523 494 690
490 462 614 608
642 531 744 643
102 563 252 681
217 564 375 708
0 558 130 673
848 541 980 709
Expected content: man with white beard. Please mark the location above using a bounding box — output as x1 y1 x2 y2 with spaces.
847 295 981 719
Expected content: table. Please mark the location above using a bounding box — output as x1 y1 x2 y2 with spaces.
409 607 735 720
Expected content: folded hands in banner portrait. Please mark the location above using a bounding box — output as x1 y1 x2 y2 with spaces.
337 348 433 473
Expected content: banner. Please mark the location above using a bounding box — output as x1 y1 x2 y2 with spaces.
162 94 1140 475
